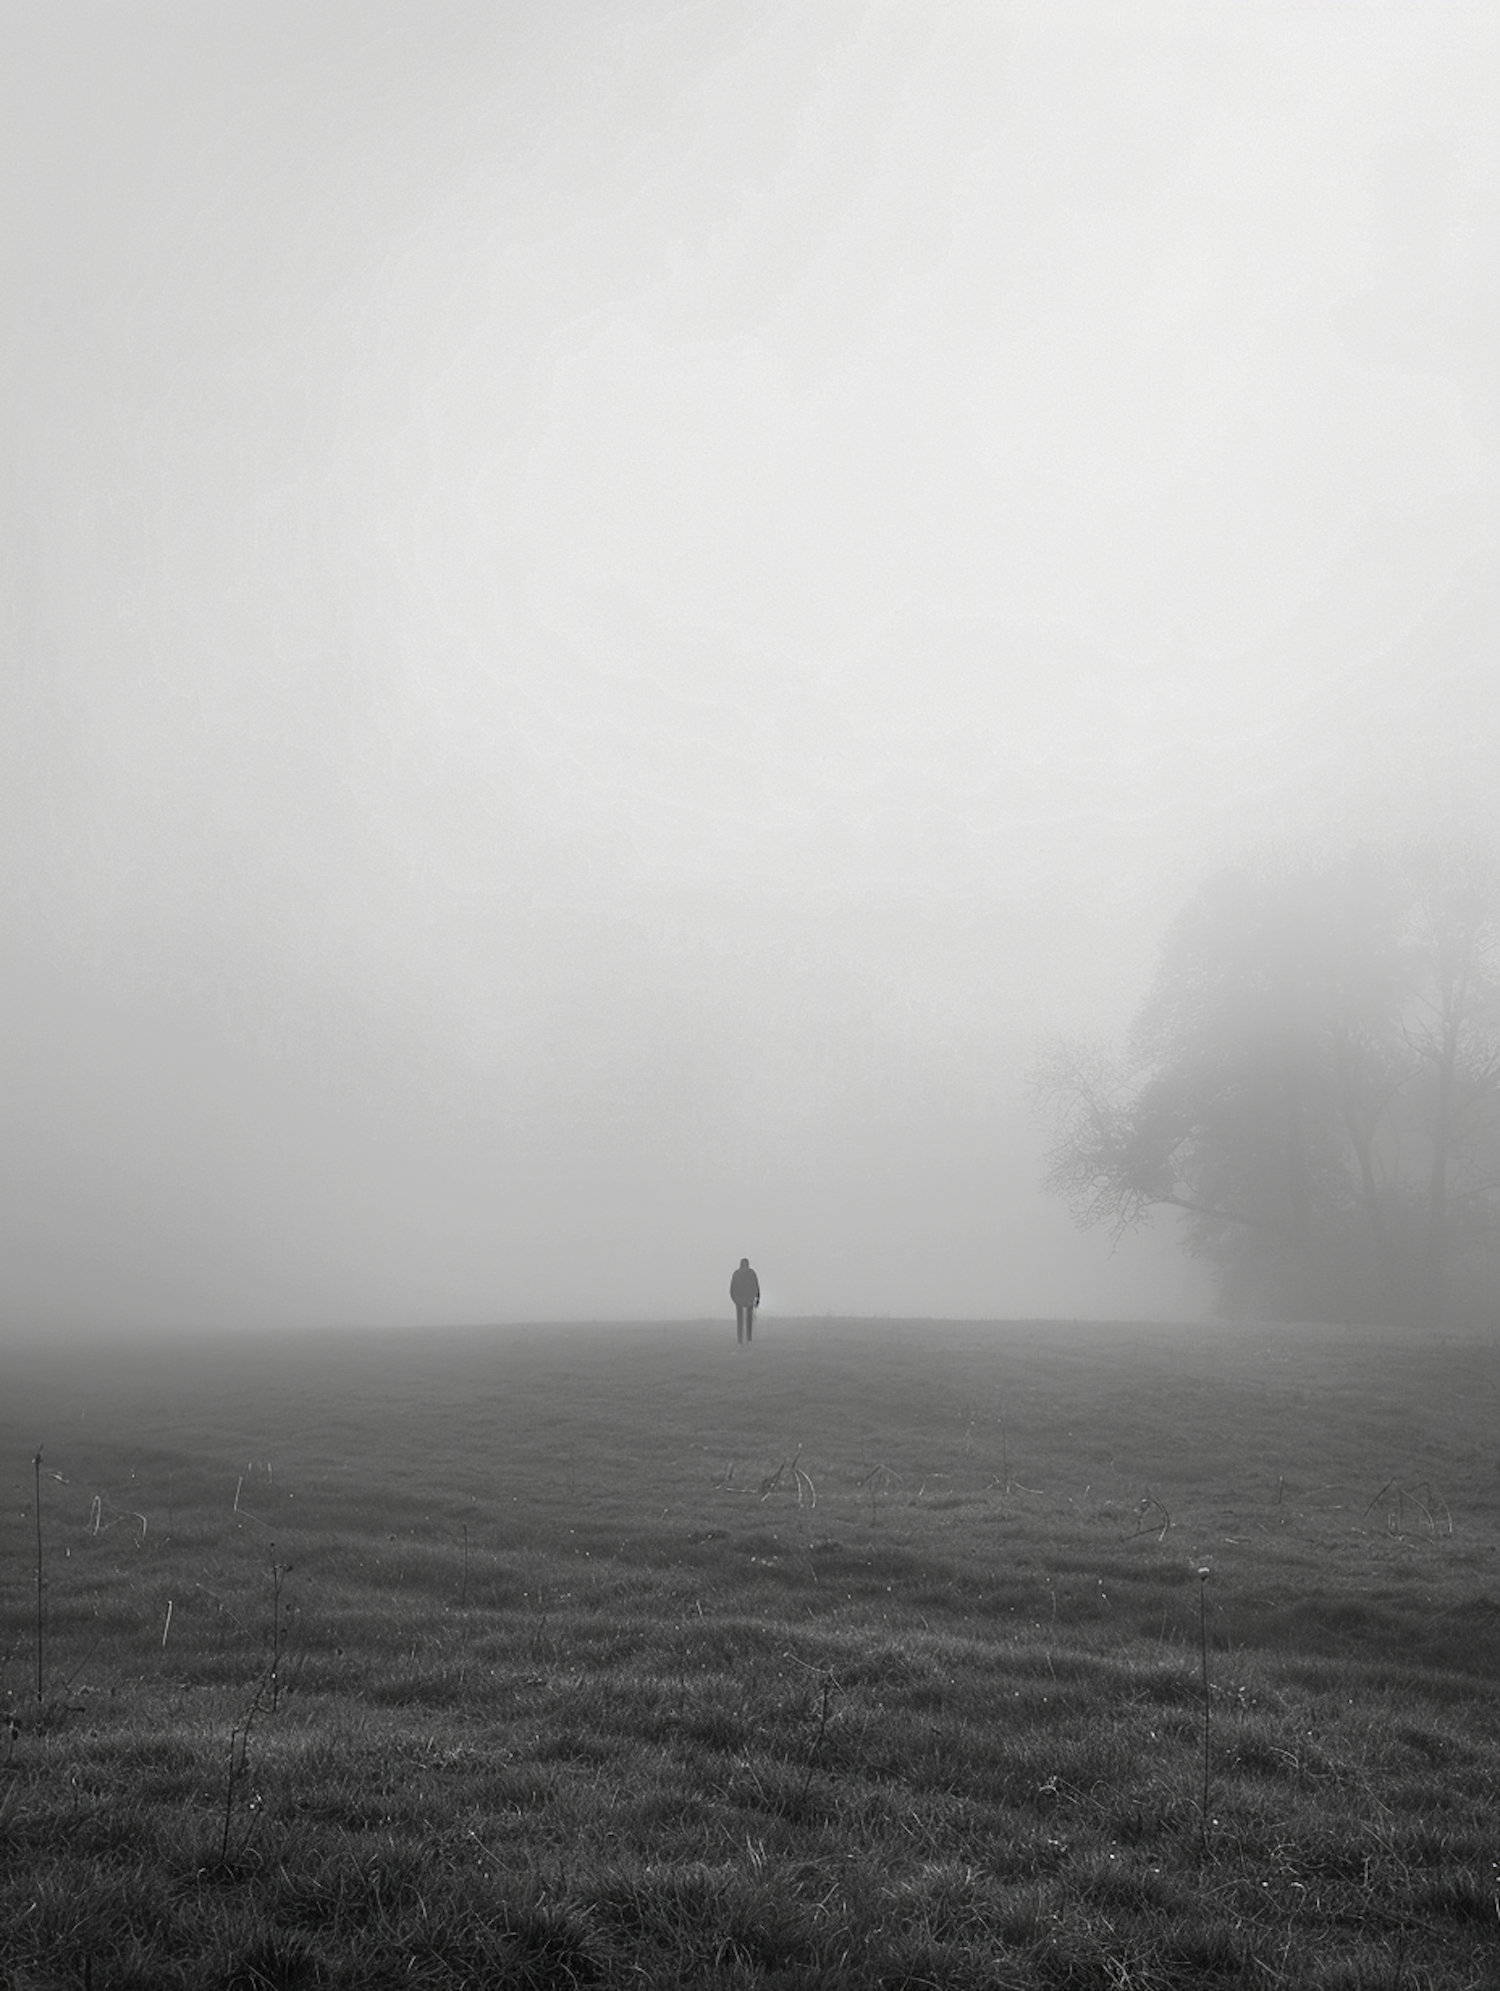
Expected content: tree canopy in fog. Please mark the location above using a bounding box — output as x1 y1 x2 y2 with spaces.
1030 843 1500 1326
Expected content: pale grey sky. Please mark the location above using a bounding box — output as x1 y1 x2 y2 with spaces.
2 2 1495 1332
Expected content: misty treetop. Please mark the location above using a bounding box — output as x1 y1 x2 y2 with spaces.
1030 842 1500 1327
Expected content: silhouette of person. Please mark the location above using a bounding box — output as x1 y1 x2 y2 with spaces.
730 1257 760 1345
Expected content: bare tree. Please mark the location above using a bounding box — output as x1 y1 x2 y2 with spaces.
1403 842 1500 1320
1030 842 1500 1326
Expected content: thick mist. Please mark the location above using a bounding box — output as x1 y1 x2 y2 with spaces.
2 3 1494 1335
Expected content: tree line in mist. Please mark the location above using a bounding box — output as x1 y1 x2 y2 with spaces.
1030 840 1500 1328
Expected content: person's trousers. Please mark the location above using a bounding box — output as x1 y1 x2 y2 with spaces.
736 1304 754 1344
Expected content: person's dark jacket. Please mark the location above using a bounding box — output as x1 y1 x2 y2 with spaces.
729 1264 760 1307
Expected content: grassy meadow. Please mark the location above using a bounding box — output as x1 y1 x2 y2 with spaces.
3 1314 1499 1989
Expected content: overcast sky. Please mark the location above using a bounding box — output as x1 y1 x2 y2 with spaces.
3 1 1496 1334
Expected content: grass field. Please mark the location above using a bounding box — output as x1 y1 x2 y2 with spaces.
3 1315 1499 1989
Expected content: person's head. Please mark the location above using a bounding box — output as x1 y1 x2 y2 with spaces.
740 1257 750 1266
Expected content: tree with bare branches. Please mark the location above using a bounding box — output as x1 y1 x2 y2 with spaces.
1030 842 1500 1326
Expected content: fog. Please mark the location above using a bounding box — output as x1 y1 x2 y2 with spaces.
3 3 1495 1335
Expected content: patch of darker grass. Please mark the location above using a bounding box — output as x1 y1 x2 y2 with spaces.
1128 1664 1205 1709
219 1925 327 1990
1255 1593 1500 1682
723 1758 836 1827
1156 1919 1255 1984
587 1861 818 1974
1071 1850 1186 1917
1407 1867 1500 1925
653 1614 802 1673
676 1700 748 1753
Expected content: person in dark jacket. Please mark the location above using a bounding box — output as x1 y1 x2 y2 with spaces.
730 1258 760 1345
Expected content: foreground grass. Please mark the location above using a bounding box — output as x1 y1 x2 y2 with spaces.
3 1317 1499 1988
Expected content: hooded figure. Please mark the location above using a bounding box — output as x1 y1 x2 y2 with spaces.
730 1258 760 1345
